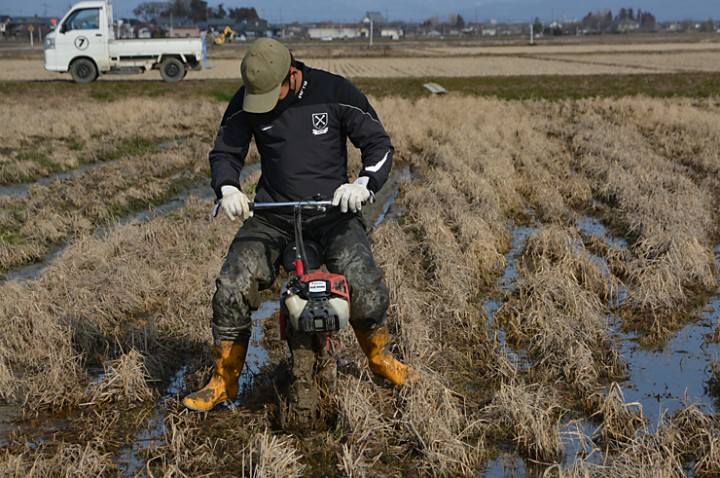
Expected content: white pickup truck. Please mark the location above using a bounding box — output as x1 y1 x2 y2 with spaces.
44 0 203 83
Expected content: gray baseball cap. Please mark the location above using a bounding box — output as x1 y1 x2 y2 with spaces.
240 38 291 113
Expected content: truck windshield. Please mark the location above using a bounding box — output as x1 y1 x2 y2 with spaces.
63 8 100 31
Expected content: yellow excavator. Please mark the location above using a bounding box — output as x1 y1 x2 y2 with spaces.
214 26 238 45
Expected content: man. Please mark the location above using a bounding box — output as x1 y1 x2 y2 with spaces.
182 38 418 412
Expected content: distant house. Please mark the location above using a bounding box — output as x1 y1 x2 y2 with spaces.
361 12 386 38
136 22 164 39
234 18 269 39
359 12 403 39
307 23 360 40
284 24 304 38
137 26 152 39
380 24 404 40
0 16 11 38
198 18 233 33
155 16 200 37
481 26 497 36
615 18 640 33
497 23 524 36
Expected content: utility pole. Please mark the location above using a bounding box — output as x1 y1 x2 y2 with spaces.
279 7 284 38
369 17 373 48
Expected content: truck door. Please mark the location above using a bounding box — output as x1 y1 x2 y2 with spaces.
55 7 109 72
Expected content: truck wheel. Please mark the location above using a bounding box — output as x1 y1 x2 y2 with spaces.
160 58 185 83
70 58 98 84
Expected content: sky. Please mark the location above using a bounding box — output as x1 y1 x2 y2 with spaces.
2 0 718 24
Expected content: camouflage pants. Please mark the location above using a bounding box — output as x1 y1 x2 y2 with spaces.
212 209 389 342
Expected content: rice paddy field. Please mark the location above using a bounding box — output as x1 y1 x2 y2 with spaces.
1 36 720 477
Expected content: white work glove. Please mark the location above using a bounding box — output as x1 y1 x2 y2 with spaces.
220 185 252 221
332 177 375 213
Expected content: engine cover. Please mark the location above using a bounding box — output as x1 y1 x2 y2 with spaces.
281 271 350 335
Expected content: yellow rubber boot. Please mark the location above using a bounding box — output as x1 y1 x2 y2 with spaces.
182 340 248 412
354 325 419 386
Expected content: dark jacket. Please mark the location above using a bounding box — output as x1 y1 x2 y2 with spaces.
209 62 394 203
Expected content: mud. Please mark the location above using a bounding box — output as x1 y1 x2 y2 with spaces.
4 139 716 474
0 405 21 447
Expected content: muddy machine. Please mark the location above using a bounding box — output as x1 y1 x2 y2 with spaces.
274 199 350 426
272 200 350 338
216 198 351 426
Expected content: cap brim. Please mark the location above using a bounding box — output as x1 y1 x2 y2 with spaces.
243 83 282 114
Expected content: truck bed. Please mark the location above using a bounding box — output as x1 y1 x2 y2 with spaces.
108 38 202 59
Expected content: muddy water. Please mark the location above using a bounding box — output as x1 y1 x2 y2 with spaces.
620 246 720 425
0 404 21 447
484 225 534 371
0 138 185 198
237 300 276 394
0 161 114 198
577 221 720 426
112 300 278 475
2 244 67 282
484 220 720 475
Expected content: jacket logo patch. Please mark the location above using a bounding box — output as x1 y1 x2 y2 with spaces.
312 113 328 135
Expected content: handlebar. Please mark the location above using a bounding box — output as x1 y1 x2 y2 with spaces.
212 199 334 218
252 200 334 210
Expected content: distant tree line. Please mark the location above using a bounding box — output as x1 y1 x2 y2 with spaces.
580 7 658 33
133 0 259 23
421 13 466 30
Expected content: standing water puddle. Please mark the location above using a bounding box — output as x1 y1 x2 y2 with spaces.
0 161 116 198
114 300 278 475
485 224 535 321
484 219 720 476
576 220 720 424
618 245 720 426
0 138 186 198
484 225 535 371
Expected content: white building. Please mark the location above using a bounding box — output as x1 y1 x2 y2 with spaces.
307 25 360 40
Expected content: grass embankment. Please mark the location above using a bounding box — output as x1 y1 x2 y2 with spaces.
3 70 720 103
0 80 719 476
